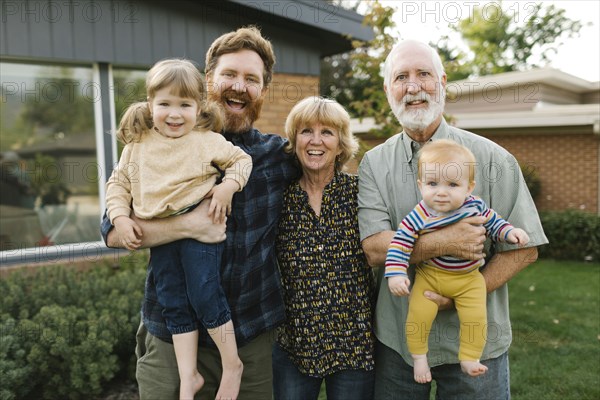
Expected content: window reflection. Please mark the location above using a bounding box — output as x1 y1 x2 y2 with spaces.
114 68 146 118
113 68 147 155
0 62 100 251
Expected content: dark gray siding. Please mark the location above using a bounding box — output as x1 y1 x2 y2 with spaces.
0 0 363 75
51 5 75 60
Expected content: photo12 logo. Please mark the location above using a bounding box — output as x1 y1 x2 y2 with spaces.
398 1 542 24
1 1 138 23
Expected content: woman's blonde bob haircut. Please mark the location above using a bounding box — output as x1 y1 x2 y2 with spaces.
284 96 359 172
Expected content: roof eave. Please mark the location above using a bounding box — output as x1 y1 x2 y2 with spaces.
448 68 600 96
453 104 600 132
226 0 373 56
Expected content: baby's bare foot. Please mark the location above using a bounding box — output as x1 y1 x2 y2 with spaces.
413 354 432 384
460 360 488 377
179 371 204 400
216 359 244 400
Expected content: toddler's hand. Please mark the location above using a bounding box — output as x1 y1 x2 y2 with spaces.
114 216 142 250
507 228 530 247
388 275 411 297
208 180 239 224
208 197 229 225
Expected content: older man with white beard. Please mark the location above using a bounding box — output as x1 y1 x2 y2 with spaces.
357 40 547 399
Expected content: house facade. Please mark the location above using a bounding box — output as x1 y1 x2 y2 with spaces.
0 0 372 265
445 68 600 215
351 68 600 215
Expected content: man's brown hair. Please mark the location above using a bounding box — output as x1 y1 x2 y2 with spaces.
205 26 276 87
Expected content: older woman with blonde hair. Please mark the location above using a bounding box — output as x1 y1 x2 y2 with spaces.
273 96 375 399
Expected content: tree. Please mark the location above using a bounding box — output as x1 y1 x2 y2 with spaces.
320 0 366 114
320 52 369 115
321 1 399 138
349 1 400 138
435 2 585 79
1 70 95 153
321 1 585 138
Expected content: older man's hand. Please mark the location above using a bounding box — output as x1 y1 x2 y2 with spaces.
423 290 454 311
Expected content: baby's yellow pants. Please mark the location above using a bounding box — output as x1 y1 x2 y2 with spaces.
406 266 487 361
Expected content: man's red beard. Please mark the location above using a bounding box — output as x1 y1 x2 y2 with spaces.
207 87 264 134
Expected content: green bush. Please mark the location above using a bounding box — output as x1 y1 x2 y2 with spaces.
519 161 542 203
538 209 600 261
0 318 33 400
0 252 147 399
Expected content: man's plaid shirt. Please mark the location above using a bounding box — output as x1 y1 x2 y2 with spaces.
101 128 298 346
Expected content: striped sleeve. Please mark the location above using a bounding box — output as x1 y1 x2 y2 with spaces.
477 197 514 242
384 204 427 277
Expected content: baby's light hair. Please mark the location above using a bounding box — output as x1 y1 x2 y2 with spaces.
417 139 476 183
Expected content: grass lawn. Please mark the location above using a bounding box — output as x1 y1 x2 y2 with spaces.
317 259 600 399
509 259 599 400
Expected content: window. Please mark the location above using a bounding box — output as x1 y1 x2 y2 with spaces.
113 68 147 120
0 62 100 251
113 68 147 156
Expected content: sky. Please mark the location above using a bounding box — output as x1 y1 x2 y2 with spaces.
377 0 600 82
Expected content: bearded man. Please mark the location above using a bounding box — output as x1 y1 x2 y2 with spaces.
102 26 298 399
357 39 547 399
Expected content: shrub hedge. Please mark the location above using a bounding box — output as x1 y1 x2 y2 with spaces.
538 209 600 262
0 209 597 398
0 252 147 400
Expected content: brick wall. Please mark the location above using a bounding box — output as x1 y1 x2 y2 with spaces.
353 132 599 214
479 133 599 214
254 75 600 215
254 73 320 136
250 72 367 175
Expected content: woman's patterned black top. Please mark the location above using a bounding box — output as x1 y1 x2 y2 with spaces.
276 172 375 377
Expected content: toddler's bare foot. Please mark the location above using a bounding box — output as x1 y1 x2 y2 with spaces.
460 360 488 377
179 371 204 400
216 359 244 400
412 354 432 384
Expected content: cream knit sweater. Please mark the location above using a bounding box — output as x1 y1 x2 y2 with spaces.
106 128 252 222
